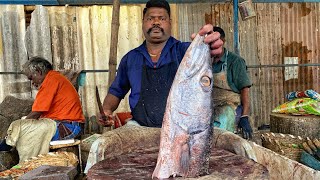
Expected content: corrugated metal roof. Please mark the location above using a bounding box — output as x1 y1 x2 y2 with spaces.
25 5 52 63
0 2 320 131
177 3 212 41
0 5 29 102
178 2 320 128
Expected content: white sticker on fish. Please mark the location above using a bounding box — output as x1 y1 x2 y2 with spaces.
152 34 213 179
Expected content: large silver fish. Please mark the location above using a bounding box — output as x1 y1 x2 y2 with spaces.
152 34 213 178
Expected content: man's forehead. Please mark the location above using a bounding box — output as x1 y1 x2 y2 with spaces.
144 7 169 17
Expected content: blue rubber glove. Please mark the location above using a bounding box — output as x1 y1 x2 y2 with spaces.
238 116 253 140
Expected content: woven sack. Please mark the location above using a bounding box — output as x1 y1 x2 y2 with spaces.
0 151 78 179
261 132 305 161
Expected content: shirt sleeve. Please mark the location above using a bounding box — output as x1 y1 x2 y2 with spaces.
108 54 131 99
231 58 252 92
32 78 59 112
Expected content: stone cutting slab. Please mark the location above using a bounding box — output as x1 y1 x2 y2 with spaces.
19 165 77 180
87 147 269 180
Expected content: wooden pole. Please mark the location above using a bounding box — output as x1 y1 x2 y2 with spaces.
108 0 120 87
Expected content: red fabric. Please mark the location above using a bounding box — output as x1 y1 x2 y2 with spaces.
32 70 85 122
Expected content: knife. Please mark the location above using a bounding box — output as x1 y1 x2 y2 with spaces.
96 86 122 127
95 86 107 122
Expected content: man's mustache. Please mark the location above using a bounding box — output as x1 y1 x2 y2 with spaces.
147 25 164 34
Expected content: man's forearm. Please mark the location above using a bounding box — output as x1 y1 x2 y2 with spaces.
240 87 250 116
102 93 121 115
25 111 42 119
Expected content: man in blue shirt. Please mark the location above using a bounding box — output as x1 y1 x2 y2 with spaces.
100 0 223 128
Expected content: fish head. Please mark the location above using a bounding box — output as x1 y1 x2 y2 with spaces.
170 34 213 128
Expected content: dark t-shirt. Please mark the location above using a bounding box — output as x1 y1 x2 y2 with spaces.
213 48 252 93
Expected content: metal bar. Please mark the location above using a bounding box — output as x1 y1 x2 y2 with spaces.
2 0 320 5
0 70 109 74
248 63 320 68
252 0 320 2
1 63 320 74
233 0 240 55
81 70 109 73
0 72 23 74
0 0 58 5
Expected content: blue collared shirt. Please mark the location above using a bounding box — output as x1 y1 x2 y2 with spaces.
108 36 190 110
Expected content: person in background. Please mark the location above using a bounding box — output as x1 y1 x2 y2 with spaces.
212 26 253 139
99 0 224 128
0 57 85 162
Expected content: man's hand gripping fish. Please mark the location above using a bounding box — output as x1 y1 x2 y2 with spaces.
153 34 213 178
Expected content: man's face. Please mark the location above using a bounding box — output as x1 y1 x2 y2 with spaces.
142 7 171 44
26 70 46 89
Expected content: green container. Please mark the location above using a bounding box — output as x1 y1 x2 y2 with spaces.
300 151 320 170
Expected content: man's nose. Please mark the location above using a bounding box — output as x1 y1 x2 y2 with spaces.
152 18 161 25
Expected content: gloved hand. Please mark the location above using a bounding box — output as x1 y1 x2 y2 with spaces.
238 116 253 140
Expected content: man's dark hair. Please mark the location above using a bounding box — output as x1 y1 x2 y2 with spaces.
143 0 171 17
213 26 225 39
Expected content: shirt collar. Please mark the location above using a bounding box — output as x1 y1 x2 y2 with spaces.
219 48 227 63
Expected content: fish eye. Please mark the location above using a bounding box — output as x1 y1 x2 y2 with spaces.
200 75 211 87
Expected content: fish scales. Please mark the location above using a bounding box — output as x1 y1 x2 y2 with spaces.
152 34 213 179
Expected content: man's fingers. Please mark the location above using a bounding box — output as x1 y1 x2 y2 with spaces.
243 130 252 140
190 33 196 40
242 130 247 139
210 48 223 57
203 31 220 44
209 37 224 49
198 24 214 36
98 119 114 127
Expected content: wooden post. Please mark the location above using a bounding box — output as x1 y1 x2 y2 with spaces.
108 0 120 87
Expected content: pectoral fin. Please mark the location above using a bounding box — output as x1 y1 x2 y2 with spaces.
180 143 190 174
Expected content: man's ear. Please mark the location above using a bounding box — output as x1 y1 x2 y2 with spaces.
35 68 42 76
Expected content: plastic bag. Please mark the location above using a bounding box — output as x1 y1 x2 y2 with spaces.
272 98 320 115
286 89 320 101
